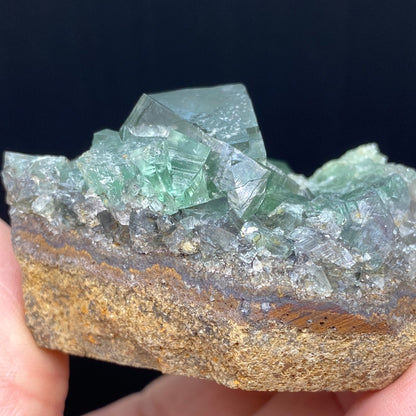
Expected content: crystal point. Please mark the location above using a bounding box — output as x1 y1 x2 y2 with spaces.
151 84 267 161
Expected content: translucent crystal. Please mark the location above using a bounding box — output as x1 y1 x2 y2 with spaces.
3 85 416 302
241 221 292 259
166 130 210 209
151 84 266 161
309 143 387 194
120 88 298 218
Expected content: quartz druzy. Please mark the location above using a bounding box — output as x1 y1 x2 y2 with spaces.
3 84 416 391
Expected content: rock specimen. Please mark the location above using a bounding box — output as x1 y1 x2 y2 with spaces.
3 84 416 391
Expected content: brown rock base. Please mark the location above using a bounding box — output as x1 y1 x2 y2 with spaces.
13 217 416 391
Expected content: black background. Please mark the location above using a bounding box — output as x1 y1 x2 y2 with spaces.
2 1 416 414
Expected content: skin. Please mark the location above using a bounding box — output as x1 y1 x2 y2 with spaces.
1 219 416 415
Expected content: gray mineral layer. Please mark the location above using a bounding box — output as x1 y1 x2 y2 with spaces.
3 84 416 391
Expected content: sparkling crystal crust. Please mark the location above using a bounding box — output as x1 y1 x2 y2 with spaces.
3 84 416 313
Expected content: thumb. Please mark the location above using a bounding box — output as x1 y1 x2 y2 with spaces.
0 219 69 416
347 360 416 416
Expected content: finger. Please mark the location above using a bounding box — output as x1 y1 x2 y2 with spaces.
0 219 69 416
346 361 416 416
335 391 370 412
252 391 344 416
83 374 273 416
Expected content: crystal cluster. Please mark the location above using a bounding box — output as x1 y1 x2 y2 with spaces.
3 84 416 308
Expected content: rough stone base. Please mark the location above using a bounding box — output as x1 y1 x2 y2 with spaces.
15 225 416 392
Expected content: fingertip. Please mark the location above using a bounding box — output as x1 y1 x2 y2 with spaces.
82 375 273 416
348 361 416 416
0 220 70 415
0 217 11 244
0 217 20 270
0 218 23 316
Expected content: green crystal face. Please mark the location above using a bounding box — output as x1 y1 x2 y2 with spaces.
3 84 416 304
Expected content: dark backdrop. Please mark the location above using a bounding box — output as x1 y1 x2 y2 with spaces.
2 1 416 414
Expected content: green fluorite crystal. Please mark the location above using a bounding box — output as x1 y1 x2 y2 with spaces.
3 84 416 305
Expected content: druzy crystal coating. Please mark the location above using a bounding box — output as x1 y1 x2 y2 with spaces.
3 84 416 307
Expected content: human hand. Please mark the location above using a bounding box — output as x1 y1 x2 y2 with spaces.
1 218 416 416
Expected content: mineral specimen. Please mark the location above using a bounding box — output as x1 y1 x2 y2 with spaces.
3 84 416 391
